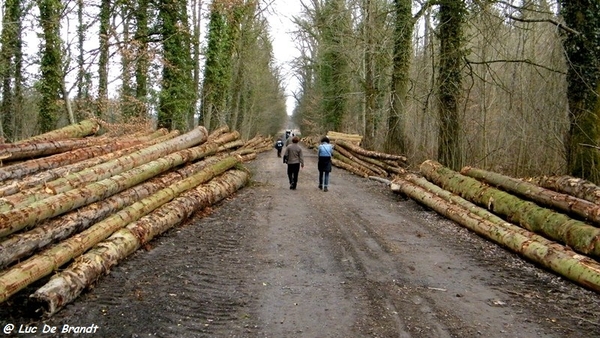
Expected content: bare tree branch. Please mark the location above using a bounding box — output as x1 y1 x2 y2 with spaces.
507 15 580 35
465 58 566 75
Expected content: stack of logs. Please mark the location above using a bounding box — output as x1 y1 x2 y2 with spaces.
303 132 407 178
392 160 600 294
0 119 274 316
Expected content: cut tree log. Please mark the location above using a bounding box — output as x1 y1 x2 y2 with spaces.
326 131 363 145
0 131 166 182
391 173 600 294
334 146 388 177
332 158 368 178
333 152 378 177
0 134 234 238
335 139 407 163
0 130 179 198
461 166 600 226
528 175 600 205
207 125 230 141
0 156 241 304
30 169 249 316
15 119 100 144
0 150 238 269
0 137 113 161
420 160 600 259
353 153 405 175
0 127 207 212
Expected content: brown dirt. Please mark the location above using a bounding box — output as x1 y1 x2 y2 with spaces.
2 143 600 337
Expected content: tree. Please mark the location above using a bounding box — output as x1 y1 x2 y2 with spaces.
0 0 24 141
317 0 351 132
560 0 600 183
97 0 110 118
157 0 195 131
384 0 413 154
36 0 64 133
201 0 234 131
436 0 466 170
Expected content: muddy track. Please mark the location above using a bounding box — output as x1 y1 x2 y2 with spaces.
1 144 600 337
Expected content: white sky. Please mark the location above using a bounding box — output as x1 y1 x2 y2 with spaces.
265 0 303 116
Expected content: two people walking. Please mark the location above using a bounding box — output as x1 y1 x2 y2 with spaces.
282 134 334 192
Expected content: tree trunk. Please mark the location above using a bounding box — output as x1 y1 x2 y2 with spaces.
335 145 387 176
0 137 112 161
353 152 405 175
391 173 600 294
0 131 178 198
560 0 600 183
436 0 465 170
530 175 600 205
385 0 412 155
333 152 378 177
0 156 241 304
0 139 143 182
0 127 207 212
0 148 238 269
30 169 249 315
332 158 368 178
420 160 600 259
0 128 215 237
16 119 99 143
462 166 600 226
336 139 407 162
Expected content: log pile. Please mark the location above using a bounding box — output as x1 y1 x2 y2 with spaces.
391 160 600 294
0 122 273 316
303 133 407 178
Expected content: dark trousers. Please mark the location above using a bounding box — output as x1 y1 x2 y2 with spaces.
287 163 301 188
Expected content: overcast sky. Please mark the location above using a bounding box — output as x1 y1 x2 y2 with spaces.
265 0 303 116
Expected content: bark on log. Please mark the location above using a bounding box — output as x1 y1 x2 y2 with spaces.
420 160 600 259
334 146 387 177
529 175 600 205
0 131 179 198
0 152 235 269
392 173 600 294
0 134 159 182
354 153 405 175
0 127 207 212
335 139 407 162
30 169 249 316
0 137 113 161
0 134 232 238
326 131 363 145
462 166 600 226
332 158 368 178
0 156 241 303
15 119 100 144
333 152 378 177
207 125 230 141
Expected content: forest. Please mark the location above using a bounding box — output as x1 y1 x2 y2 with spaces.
0 0 599 182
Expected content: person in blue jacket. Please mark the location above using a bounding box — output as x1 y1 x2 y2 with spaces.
317 136 334 192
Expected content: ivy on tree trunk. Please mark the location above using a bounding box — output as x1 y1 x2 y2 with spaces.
560 0 600 183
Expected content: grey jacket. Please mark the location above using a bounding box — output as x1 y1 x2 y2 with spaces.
284 143 304 166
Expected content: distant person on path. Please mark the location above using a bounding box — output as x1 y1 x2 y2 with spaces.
283 136 304 190
274 138 284 157
286 133 295 146
317 136 334 192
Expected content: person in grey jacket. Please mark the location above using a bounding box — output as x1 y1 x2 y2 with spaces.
283 136 304 190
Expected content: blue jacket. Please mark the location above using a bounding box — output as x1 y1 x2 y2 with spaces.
318 143 334 157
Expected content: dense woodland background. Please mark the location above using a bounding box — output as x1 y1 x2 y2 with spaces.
0 0 599 181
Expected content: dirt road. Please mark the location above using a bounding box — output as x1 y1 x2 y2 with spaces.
2 143 600 337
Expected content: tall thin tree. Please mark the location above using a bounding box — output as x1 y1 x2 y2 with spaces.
560 0 600 182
